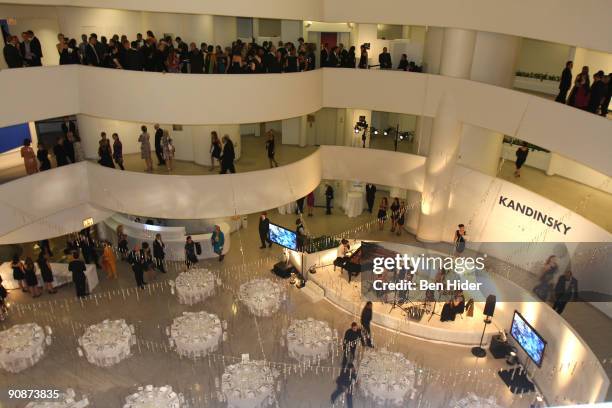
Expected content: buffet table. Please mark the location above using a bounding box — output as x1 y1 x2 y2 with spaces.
78 319 135 367
344 191 364 218
123 385 184 408
0 323 50 373
0 262 98 292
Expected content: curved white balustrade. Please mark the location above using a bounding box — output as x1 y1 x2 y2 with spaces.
0 146 609 245
3 0 611 52
1 67 611 176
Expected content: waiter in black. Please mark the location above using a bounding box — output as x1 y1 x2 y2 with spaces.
68 252 88 298
555 61 573 103
365 184 376 213
342 322 364 368
258 212 272 249
153 124 165 166
128 244 146 288
153 233 166 273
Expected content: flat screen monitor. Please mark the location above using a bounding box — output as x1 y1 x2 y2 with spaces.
268 223 298 251
510 311 547 367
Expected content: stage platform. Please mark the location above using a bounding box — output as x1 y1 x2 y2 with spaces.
306 264 498 347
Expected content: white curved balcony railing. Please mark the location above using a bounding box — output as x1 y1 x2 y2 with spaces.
4 0 611 53
0 145 609 245
2 66 611 176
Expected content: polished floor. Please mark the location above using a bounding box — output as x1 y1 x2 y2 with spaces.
1 207 611 406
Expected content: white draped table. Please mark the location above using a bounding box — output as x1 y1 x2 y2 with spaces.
123 385 184 408
344 191 364 218
78 319 135 367
238 279 286 317
277 202 297 215
0 323 50 373
0 262 98 292
25 389 89 408
286 318 334 362
451 393 504 408
221 361 279 408
358 349 416 406
173 268 217 305
169 311 224 359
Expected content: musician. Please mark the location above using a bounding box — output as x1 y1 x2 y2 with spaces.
440 292 465 322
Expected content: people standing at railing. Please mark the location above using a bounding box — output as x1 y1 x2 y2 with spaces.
19 30 43 67
601 73 612 117
3 35 23 68
567 73 590 110
37 143 51 171
219 135 236 174
555 61 573 103
53 136 70 167
320 43 329 67
398 53 409 71
587 70 607 114
379 47 392 69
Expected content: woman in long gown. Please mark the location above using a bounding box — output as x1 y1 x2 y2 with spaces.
21 139 38 175
98 139 115 168
102 241 117 279
10 255 27 292
24 257 41 298
37 251 57 294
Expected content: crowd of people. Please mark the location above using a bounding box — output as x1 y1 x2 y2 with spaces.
3 29 423 74
555 61 611 116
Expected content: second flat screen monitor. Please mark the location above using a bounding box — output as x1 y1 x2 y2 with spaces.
268 223 298 251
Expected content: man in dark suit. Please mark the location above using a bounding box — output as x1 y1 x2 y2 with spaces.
258 212 272 249
152 233 166 273
85 36 101 66
341 322 364 368
68 251 88 298
365 184 377 213
220 135 236 174
325 184 334 214
3 35 23 68
330 363 357 408
379 47 392 69
153 124 165 166
588 71 607 114
19 31 42 66
320 43 329 68
552 270 578 314
264 45 280 73
555 61 573 103
61 117 77 135
328 46 339 68
128 244 146 289
188 42 204 73
122 40 144 71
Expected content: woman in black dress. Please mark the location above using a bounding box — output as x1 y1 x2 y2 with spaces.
37 252 57 294
98 139 115 168
184 236 199 269
265 130 278 167
37 143 51 171
112 133 124 170
377 197 388 230
454 224 466 254
10 255 27 292
24 257 41 297
389 197 400 233
514 141 529 178
210 131 222 171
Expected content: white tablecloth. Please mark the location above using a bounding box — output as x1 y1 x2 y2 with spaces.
358 349 416 406
25 389 89 408
344 191 364 218
238 279 286 317
169 311 223 359
286 318 333 362
277 202 297 215
123 385 183 408
222 361 279 408
78 319 135 367
451 393 504 408
0 262 98 292
173 268 217 305
0 323 49 373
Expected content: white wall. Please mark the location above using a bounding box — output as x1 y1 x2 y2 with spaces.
516 38 571 75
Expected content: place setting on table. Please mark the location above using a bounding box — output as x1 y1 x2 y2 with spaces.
238 278 286 317
167 310 227 359
0 323 52 373
77 319 136 367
